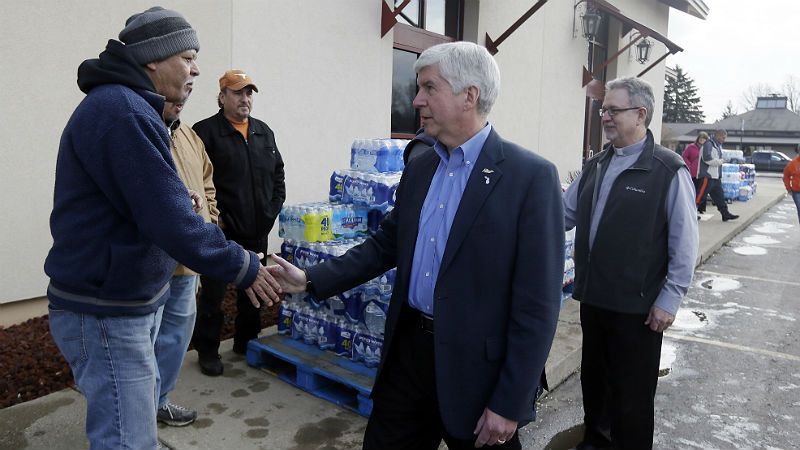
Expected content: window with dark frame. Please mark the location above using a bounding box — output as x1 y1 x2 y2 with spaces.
390 0 463 138
582 14 610 162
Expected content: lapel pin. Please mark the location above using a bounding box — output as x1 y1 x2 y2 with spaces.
484 176 490 184
482 168 494 174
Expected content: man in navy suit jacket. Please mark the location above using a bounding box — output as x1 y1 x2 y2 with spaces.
269 41 564 449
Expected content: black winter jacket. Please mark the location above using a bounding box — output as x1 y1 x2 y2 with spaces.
192 110 285 245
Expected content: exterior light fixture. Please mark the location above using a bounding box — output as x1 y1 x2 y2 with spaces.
573 0 602 41
635 37 653 64
581 9 603 41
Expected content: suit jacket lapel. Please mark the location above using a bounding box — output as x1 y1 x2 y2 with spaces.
439 129 504 275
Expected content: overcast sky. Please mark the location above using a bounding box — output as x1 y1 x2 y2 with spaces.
666 0 800 122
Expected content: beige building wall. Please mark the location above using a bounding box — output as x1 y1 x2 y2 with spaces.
0 0 673 324
477 0 592 180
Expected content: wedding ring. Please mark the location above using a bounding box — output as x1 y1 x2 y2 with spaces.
498 440 506 444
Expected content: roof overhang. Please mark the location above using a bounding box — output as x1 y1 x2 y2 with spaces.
589 0 683 53
657 0 710 20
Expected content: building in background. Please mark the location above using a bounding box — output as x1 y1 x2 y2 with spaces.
663 95 800 157
0 0 707 325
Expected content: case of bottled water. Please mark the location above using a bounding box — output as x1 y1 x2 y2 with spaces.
721 149 745 164
275 237 393 366
721 163 757 201
279 202 369 242
350 138 408 173
341 171 401 211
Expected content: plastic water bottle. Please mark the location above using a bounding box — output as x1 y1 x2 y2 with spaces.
329 170 346 203
352 323 383 367
343 288 363 324
363 301 386 337
277 294 298 335
335 317 355 358
291 303 307 341
318 308 338 350
300 305 318 346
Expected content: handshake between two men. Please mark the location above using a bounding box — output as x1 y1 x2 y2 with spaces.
244 253 308 308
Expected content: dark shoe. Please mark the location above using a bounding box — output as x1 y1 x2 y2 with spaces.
157 402 197 427
722 212 739 222
198 353 223 376
232 341 248 355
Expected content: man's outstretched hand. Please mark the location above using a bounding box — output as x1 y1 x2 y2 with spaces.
265 253 308 294
244 253 283 308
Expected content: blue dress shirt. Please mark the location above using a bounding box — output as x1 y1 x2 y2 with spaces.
408 124 492 314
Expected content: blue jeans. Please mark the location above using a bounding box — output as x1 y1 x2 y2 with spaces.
48 307 162 450
792 191 800 225
155 275 198 409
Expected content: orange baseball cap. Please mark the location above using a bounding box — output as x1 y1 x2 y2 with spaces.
219 70 259 92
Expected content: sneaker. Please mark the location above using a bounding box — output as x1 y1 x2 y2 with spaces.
198 353 224 376
157 402 197 427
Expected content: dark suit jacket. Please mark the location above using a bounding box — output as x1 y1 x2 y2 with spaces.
307 128 564 438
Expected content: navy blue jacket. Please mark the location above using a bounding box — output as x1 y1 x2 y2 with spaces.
45 40 260 316
308 128 564 438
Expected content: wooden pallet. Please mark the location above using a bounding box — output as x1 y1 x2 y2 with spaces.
246 333 376 417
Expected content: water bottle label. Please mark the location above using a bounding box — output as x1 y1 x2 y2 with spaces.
352 329 383 367
335 327 353 357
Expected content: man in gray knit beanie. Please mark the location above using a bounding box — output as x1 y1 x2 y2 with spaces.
50 6 280 450
116 6 201 104
119 6 200 65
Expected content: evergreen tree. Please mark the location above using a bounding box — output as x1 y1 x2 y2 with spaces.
663 66 705 123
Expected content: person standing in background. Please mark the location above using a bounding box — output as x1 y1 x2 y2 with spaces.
192 70 286 376
564 77 698 450
682 131 709 215
155 97 219 427
696 129 739 221
783 146 800 224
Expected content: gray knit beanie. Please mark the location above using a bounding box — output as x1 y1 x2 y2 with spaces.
119 6 200 65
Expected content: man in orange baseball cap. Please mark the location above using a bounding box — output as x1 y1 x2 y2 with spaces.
191 70 286 376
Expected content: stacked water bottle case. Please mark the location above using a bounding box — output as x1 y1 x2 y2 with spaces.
276 138 408 368
721 162 757 202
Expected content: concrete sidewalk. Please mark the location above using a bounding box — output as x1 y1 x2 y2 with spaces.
0 177 788 450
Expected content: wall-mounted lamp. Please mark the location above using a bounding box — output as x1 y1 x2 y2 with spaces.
635 36 653 64
582 9 603 41
574 0 603 41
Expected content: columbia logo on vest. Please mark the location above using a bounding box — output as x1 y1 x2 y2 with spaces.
625 186 646 194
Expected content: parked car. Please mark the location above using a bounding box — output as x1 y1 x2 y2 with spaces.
745 150 792 172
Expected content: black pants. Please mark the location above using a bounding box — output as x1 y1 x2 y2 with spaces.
695 177 727 214
579 303 663 450
192 235 267 356
362 304 521 450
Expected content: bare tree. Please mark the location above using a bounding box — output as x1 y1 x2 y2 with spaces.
782 75 800 113
721 101 737 120
740 83 775 111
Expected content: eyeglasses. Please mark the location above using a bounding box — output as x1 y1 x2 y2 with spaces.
598 106 641 117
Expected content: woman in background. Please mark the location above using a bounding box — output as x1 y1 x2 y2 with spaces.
682 131 709 214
